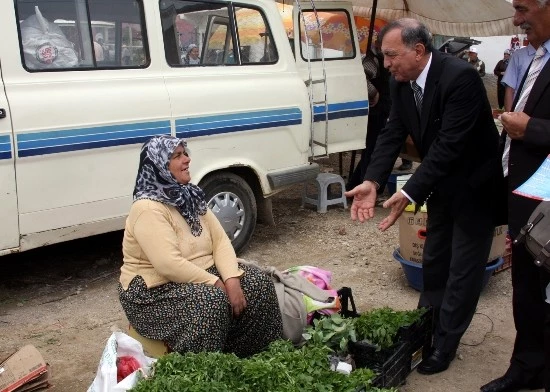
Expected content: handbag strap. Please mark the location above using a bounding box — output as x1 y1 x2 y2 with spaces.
534 240 550 269
337 287 359 318
514 211 545 245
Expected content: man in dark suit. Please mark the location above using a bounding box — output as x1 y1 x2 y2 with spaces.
345 18 500 375
480 1 550 391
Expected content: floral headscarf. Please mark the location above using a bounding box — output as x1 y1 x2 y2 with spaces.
133 135 207 236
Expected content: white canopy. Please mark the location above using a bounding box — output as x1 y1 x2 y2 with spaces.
282 0 521 37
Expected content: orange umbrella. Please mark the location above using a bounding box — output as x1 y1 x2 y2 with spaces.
354 15 388 54
300 11 388 54
209 3 293 48
301 11 354 53
208 5 388 55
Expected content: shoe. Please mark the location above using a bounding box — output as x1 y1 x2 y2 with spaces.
397 162 413 171
479 375 525 392
417 348 455 375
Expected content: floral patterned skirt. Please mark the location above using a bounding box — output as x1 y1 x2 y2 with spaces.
118 263 282 357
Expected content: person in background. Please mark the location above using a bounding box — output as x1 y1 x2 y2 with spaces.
502 43 537 111
118 136 283 358
493 49 511 109
480 0 550 391
511 35 521 51
93 34 104 62
121 44 131 65
466 47 486 77
184 43 200 65
346 38 391 191
96 33 109 61
345 18 500 376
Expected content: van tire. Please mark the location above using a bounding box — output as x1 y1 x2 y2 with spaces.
200 173 257 255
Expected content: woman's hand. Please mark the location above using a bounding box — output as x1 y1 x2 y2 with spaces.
224 277 247 318
214 278 227 293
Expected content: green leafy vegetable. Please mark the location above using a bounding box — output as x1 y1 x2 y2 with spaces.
131 340 396 392
302 313 357 355
354 307 426 350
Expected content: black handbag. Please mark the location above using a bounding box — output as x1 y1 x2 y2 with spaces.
514 201 550 271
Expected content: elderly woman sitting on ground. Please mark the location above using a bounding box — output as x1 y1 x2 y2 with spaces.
118 135 283 357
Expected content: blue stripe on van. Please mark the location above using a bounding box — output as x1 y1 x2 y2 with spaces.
17 121 171 158
313 100 369 122
13 100 367 157
0 135 12 160
175 108 302 138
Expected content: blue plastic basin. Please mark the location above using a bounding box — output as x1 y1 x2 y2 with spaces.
393 248 504 292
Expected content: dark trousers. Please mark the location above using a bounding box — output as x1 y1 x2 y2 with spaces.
497 82 505 109
505 243 548 389
419 192 494 354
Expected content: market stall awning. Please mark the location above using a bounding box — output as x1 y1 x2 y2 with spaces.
278 0 521 37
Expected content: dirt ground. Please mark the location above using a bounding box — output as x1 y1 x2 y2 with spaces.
0 82 535 392
0 150 538 392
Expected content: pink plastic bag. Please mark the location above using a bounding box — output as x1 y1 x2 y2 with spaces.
284 266 341 322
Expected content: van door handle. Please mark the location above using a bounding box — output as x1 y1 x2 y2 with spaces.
0 109 6 119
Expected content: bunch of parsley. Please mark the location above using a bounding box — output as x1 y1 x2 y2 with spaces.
353 307 426 350
131 340 396 392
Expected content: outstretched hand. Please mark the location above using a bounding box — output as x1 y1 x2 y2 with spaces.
344 181 409 231
344 181 378 222
379 191 409 231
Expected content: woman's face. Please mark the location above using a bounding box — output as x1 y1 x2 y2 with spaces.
189 47 199 59
168 144 191 184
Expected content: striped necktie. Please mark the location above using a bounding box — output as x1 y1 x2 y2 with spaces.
411 81 423 114
502 45 548 176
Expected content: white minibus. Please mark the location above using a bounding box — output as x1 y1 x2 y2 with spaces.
0 0 368 255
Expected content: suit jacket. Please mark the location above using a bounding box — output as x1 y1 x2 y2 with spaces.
365 51 500 217
507 49 550 236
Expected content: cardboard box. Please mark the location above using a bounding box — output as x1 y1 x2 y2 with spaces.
0 345 50 392
398 209 507 264
398 210 428 263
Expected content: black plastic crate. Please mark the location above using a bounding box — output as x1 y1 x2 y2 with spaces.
348 341 410 388
395 307 433 370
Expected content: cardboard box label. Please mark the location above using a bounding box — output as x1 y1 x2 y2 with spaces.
398 212 428 263
398 211 507 263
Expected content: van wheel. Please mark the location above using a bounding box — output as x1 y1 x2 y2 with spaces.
200 173 257 255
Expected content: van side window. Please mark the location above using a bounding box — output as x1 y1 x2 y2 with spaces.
234 6 277 64
299 10 356 61
159 1 278 66
15 0 149 71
